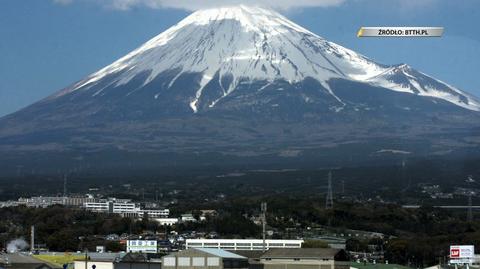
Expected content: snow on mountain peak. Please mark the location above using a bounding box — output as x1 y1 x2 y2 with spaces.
58 5 480 112
366 63 480 111
67 6 375 85
182 5 314 35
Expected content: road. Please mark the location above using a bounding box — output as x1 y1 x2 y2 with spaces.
402 205 480 209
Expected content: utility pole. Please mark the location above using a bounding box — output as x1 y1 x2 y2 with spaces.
85 248 88 269
63 174 68 205
325 171 334 209
79 236 88 269
30 226 35 253
261 202 267 252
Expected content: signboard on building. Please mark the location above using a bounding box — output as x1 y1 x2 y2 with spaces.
127 240 158 253
450 245 475 265
450 259 474 265
450 245 474 259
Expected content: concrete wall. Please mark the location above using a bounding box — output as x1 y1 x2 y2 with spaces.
334 261 350 269
115 263 162 269
162 256 223 269
162 249 226 269
74 261 114 269
259 259 350 269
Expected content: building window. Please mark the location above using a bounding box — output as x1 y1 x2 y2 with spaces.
178 257 191 266
164 257 176 266
193 257 205 266
207 257 220 266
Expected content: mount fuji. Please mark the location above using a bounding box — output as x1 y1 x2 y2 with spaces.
1 5 479 173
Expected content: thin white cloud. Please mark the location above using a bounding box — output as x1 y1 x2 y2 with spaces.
53 0 347 10
53 0 73 5
53 0 440 11
396 0 438 9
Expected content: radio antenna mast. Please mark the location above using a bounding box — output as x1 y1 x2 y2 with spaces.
325 171 334 209
261 202 267 252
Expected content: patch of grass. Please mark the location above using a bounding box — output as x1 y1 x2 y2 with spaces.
34 254 85 267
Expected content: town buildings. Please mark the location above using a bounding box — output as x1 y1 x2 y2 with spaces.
185 239 304 251
83 199 170 219
162 248 249 269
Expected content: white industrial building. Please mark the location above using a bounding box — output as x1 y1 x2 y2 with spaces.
84 201 137 216
155 218 179 226
84 199 169 218
181 214 197 222
16 196 65 208
185 239 304 250
140 208 170 218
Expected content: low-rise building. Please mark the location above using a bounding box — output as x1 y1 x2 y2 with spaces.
116 253 161 269
84 200 137 216
84 199 169 218
181 214 197 222
65 195 97 206
74 260 115 269
138 209 170 218
74 253 162 269
0 263 56 269
186 239 304 251
74 253 125 269
257 248 350 269
162 248 248 269
155 218 179 226
17 196 65 208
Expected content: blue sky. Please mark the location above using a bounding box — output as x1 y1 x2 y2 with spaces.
1 0 479 117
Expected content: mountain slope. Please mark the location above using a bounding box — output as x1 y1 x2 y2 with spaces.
51 5 479 113
0 5 479 174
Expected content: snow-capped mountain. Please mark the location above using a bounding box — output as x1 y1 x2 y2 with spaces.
53 5 479 112
1 5 479 173
365 64 480 111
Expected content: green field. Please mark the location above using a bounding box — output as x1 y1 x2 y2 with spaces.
34 254 85 267
351 262 412 269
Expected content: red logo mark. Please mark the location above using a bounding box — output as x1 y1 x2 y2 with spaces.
451 249 460 258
